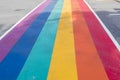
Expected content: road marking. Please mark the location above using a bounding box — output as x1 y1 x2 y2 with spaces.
72 0 109 79
0 0 57 79
79 0 120 79
109 14 120 15
84 0 120 52
0 0 47 40
47 0 78 79
0 0 51 62
17 0 63 79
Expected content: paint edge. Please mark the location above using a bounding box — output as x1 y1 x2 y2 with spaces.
84 0 120 52
0 0 47 40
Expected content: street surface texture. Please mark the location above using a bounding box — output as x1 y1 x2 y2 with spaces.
86 0 120 44
0 0 120 80
0 0 44 37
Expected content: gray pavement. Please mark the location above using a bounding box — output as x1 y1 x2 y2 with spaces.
0 0 44 37
1 0 120 45
86 0 120 45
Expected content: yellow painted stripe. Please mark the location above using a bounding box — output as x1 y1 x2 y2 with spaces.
47 0 78 80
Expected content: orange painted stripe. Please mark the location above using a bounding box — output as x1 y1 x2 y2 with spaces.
72 0 109 80
78 0 120 79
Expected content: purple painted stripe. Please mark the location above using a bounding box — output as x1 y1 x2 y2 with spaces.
0 0 51 62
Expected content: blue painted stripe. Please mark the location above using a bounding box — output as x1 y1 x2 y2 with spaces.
17 0 63 80
0 0 57 80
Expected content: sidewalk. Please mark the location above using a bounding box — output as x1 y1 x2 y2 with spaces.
0 0 44 37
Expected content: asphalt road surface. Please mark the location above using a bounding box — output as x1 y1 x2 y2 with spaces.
86 0 120 45
0 0 120 80
0 0 44 37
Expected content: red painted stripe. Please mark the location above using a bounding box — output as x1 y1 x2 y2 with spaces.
78 0 120 80
72 0 108 79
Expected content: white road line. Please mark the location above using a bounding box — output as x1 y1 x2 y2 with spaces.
84 0 120 52
0 0 47 40
109 14 120 15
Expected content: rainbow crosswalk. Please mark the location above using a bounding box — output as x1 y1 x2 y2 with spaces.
0 0 120 80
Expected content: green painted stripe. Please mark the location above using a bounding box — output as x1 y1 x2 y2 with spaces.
17 0 63 80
